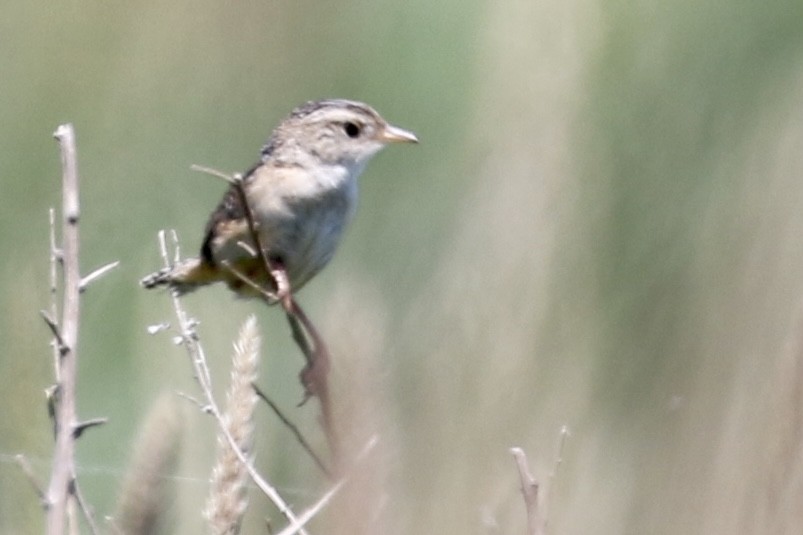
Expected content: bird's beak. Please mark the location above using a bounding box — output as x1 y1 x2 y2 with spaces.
380 124 419 144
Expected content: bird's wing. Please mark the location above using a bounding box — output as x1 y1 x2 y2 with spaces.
200 163 261 264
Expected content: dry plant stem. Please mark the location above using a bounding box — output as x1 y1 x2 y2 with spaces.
275 435 379 535
222 257 340 467
41 125 111 535
252 383 331 477
190 164 238 185
158 232 310 535
549 426 569 491
15 454 46 506
72 480 101 535
509 429 569 535
67 498 78 535
510 447 543 535
276 476 346 535
105 517 124 535
541 425 569 531
188 165 277 298
45 123 82 535
229 173 282 296
283 298 340 469
48 208 62 380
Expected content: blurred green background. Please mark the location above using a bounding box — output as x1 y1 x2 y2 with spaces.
2 0 803 533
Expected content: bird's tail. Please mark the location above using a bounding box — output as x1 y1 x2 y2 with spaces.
140 257 220 296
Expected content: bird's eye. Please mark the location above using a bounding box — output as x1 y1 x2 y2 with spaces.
344 121 361 138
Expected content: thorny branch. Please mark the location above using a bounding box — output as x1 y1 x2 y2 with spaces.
44 123 82 535
43 124 114 535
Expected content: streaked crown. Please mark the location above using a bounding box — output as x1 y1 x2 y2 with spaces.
261 99 417 168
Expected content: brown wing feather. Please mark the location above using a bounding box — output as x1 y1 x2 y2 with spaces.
200 163 262 264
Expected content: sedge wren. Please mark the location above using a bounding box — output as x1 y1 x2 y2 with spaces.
141 99 418 299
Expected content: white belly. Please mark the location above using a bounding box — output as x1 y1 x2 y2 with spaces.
251 166 359 290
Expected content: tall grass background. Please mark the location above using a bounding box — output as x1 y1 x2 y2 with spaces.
2 1 803 533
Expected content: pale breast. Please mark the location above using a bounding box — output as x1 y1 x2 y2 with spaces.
247 164 359 291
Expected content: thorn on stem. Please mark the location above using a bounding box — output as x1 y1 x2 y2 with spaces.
40 310 68 355
79 260 120 292
146 323 170 335
190 164 237 184
72 418 109 439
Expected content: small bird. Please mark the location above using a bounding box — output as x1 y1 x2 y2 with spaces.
141 99 418 299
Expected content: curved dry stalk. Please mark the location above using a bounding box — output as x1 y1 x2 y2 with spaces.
252 383 330 477
276 435 379 535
